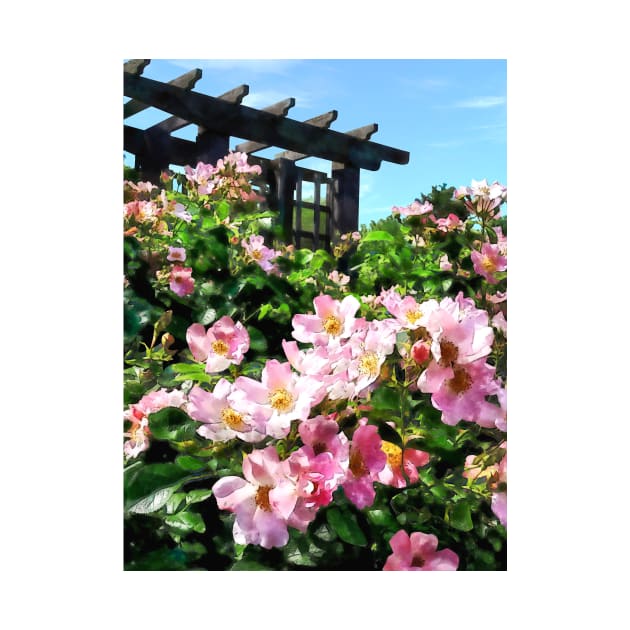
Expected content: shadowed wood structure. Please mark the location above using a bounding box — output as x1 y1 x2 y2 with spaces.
123 59 409 250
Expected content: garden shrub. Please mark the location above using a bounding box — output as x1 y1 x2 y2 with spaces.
123 153 507 571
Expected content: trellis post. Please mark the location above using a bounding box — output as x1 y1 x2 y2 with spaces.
331 163 360 236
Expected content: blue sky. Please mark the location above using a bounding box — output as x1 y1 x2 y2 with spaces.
124 59 506 226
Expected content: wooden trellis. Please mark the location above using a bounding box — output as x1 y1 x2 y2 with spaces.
123 59 409 250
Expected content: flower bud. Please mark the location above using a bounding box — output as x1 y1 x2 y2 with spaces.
411 341 430 365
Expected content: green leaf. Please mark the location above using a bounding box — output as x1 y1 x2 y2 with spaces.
128 486 177 515
258 303 272 320
362 230 395 242
449 501 474 532
366 508 399 530
370 386 399 411
215 200 230 221
165 492 186 514
326 507 367 546
185 489 213 505
148 407 199 442
124 463 191 512
164 510 206 534
175 455 207 472
247 326 268 353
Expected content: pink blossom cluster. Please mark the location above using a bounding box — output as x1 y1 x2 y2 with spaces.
184 152 263 202
124 183 192 233
392 200 434 217
284 294 403 401
241 235 281 274
454 178 507 218
416 293 505 428
212 414 429 548
123 388 187 459
379 289 505 429
391 200 464 233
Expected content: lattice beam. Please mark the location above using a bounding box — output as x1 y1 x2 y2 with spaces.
124 73 409 170
236 110 338 155
124 69 203 119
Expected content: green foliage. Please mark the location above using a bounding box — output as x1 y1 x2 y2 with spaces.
123 166 507 571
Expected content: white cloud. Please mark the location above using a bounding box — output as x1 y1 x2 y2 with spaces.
167 59 301 75
243 90 293 108
243 89 313 110
454 96 506 108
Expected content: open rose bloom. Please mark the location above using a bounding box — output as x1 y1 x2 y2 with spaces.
186 316 250 373
212 446 297 549
383 530 459 571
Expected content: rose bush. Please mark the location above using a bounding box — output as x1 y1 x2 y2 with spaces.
123 155 507 570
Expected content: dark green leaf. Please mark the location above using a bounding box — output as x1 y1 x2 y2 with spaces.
370 386 399 411
366 508 399 530
148 407 199 442
124 462 191 512
247 326 268 353
449 501 474 532
326 507 367 546
175 455 207 472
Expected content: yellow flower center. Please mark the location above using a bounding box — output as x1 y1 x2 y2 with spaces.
268 388 294 413
481 256 497 274
438 339 459 367
447 365 473 395
349 447 368 477
211 339 229 356
322 315 343 336
381 441 403 469
251 249 262 260
358 351 380 378
220 407 247 431
255 485 273 512
406 309 423 325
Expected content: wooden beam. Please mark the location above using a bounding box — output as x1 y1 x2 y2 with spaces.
236 109 337 155
331 164 360 236
125 125 197 166
124 73 409 170
275 123 379 162
124 59 150 75
124 69 203 119
147 85 250 135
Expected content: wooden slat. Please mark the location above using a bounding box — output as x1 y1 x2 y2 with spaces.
313 172 321 250
235 110 337 155
124 69 203 119
124 59 150 75
276 124 379 162
147 85 250 135
295 172 303 248
124 73 409 170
